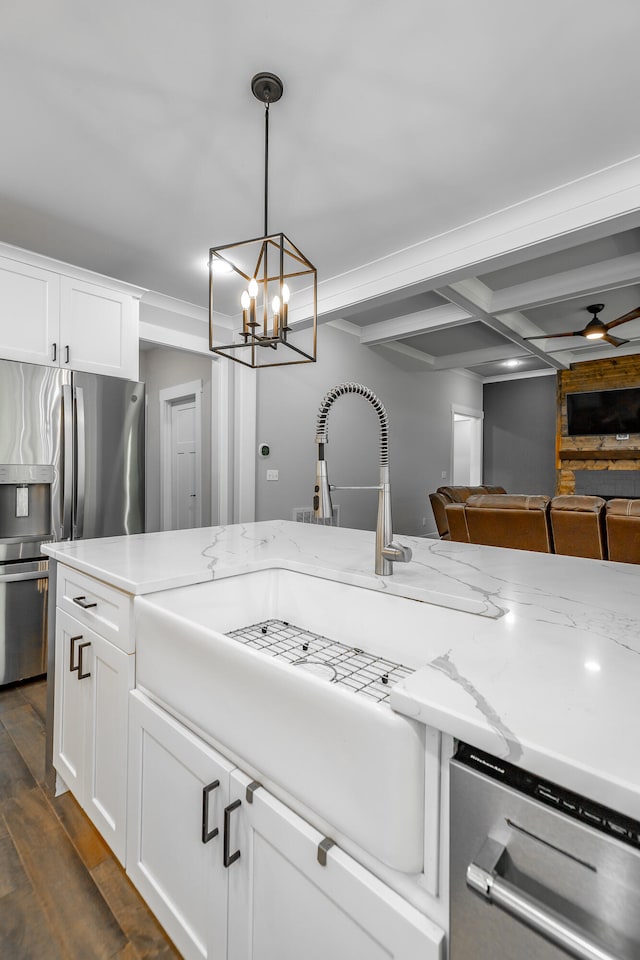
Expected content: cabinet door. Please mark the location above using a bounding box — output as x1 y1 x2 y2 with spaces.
0 255 60 366
53 609 91 803
53 609 133 863
60 276 139 380
227 769 444 960
83 629 134 864
127 691 234 960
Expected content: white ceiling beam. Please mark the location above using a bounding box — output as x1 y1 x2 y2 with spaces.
432 344 527 370
483 368 557 384
292 156 640 325
491 253 640 315
359 303 473 346
377 340 435 367
139 320 214 357
442 281 568 369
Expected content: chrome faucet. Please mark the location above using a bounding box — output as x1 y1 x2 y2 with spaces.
313 382 412 576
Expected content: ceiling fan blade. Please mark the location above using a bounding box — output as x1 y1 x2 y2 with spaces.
523 330 583 340
606 306 640 330
603 333 629 347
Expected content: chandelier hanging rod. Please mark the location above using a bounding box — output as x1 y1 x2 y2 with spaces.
251 72 283 237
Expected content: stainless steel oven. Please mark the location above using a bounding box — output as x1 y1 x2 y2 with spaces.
450 743 640 960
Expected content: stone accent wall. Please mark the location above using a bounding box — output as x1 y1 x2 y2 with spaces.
557 354 640 495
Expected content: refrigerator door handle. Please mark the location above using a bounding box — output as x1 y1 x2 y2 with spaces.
75 386 86 539
62 384 73 540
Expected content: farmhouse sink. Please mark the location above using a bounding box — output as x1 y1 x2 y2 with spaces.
134 568 476 874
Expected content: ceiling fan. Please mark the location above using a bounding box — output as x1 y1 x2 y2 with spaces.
525 303 640 348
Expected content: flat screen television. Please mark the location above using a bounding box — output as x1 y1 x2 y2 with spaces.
566 387 640 436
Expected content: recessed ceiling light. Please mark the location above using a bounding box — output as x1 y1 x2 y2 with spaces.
505 359 520 368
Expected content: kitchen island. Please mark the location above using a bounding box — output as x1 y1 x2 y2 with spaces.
43 520 640 960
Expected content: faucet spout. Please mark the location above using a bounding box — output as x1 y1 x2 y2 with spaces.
313 383 412 576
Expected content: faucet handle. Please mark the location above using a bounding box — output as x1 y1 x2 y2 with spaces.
382 541 412 564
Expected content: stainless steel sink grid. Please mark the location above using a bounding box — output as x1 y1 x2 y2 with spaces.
225 619 414 703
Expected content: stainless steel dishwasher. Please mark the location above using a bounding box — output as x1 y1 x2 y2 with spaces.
450 743 640 960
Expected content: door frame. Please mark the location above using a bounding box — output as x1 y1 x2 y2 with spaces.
450 403 484 486
159 379 203 530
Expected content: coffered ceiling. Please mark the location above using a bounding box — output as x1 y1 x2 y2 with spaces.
2 1 640 380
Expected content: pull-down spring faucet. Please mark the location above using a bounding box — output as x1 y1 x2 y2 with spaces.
313 383 412 576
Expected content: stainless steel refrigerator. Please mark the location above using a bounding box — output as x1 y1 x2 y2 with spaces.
0 358 145 684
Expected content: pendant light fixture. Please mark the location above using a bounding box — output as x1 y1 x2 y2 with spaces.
209 72 317 369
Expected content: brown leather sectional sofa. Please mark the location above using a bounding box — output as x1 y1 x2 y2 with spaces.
443 494 640 562
428 485 507 540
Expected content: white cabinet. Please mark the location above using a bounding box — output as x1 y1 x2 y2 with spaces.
0 255 60 366
59 276 139 380
53 608 134 864
0 250 140 379
228 766 442 960
127 692 444 960
127 691 234 960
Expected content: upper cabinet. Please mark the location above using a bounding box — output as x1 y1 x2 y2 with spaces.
0 256 61 367
0 244 145 381
59 277 139 380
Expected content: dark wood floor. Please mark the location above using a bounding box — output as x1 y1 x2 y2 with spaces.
0 678 182 959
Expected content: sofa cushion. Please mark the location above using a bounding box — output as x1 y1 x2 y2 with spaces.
464 494 553 553
429 485 507 539
550 495 607 560
605 498 640 564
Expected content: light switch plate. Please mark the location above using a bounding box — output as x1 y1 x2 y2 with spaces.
266 469 279 481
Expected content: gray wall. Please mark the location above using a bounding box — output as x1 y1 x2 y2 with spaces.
255 324 482 537
140 346 214 532
483 374 557 496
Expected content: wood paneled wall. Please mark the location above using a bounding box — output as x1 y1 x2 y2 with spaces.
557 355 640 494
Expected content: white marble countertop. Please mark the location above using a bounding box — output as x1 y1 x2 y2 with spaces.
44 520 640 821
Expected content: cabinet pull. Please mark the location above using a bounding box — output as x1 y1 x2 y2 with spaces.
223 799 241 867
245 780 262 804
77 641 91 680
201 780 220 844
317 837 336 866
72 595 97 609
69 634 83 673
65 344 70 364
51 342 57 362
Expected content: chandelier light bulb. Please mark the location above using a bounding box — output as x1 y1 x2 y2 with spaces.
282 284 290 304
248 278 259 299
240 291 250 309
272 295 280 314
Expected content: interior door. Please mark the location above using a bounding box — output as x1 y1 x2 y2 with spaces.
72 372 145 539
171 400 198 529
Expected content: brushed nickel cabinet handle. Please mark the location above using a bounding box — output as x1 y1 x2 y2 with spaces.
223 799 241 867
201 780 220 843
77 641 91 680
69 634 83 673
72 595 97 609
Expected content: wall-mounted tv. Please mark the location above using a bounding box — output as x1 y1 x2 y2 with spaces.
566 387 640 436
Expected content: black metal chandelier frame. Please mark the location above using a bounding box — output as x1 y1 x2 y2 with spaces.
209 72 317 369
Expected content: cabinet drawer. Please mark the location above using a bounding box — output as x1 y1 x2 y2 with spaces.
57 565 133 652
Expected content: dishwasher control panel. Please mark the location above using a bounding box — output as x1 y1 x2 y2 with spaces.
455 741 640 850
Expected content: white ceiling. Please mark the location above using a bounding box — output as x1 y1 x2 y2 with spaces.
3 1 640 379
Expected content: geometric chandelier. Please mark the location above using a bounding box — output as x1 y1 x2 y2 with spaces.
209 72 317 369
